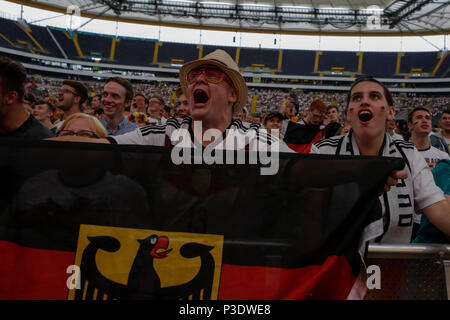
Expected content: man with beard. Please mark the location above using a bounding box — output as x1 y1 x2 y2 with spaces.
54 80 88 130
49 50 280 155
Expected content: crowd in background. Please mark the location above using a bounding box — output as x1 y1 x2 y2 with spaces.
25 75 449 128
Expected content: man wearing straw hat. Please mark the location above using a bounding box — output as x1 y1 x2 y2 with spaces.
50 50 282 156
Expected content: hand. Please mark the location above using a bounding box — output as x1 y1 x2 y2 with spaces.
382 168 408 194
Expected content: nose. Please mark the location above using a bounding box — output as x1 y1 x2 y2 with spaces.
193 71 208 84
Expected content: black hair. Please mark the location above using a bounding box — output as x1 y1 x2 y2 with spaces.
408 107 430 123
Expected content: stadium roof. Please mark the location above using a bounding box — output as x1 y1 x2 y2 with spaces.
8 0 450 36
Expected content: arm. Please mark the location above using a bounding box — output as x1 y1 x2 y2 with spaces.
422 197 450 238
46 136 111 144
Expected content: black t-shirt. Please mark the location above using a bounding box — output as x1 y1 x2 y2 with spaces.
0 114 54 139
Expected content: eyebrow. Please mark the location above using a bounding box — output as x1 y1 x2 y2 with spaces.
351 90 383 97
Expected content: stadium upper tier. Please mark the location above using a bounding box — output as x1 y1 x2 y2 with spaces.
0 16 449 79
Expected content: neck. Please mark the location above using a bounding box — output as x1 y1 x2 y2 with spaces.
63 105 81 120
442 129 450 139
410 133 430 150
105 113 124 130
354 132 385 156
42 118 53 128
0 103 30 134
387 127 394 135
192 117 232 147
149 110 160 118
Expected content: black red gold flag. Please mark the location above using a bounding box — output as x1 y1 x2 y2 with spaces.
0 139 403 300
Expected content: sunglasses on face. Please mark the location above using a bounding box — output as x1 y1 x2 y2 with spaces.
187 68 234 87
57 130 98 138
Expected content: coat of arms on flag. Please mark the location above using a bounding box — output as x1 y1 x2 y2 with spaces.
68 225 224 300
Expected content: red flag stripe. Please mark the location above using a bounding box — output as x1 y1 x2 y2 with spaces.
0 240 74 300
219 255 356 300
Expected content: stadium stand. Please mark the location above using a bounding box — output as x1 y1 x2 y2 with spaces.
1 16 449 79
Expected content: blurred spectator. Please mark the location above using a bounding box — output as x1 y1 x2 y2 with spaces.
55 80 88 130
147 95 167 125
90 95 101 111
324 105 341 126
131 93 147 114
23 92 36 114
336 122 352 136
395 119 409 138
128 112 150 127
162 105 171 120
325 121 343 138
298 99 327 126
408 107 449 169
174 87 190 118
263 111 283 135
435 109 450 150
387 119 404 140
0 57 53 139
32 99 56 133
280 100 298 122
100 77 138 136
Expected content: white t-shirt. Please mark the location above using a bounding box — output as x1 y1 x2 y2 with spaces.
417 145 450 170
310 131 445 244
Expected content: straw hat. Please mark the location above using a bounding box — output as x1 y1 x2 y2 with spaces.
179 49 248 115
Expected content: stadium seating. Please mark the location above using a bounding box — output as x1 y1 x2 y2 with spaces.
0 16 449 78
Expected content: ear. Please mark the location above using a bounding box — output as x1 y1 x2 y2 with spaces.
228 87 238 105
387 106 395 121
4 91 18 105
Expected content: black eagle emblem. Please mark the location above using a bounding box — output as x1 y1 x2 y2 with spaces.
74 234 215 300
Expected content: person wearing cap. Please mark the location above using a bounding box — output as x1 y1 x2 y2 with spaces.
264 111 284 136
48 50 280 154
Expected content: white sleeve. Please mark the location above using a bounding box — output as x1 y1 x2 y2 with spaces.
440 150 450 160
310 144 320 154
109 128 144 145
409 148 446 210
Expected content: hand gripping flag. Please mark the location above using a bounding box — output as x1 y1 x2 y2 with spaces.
0 139 403 300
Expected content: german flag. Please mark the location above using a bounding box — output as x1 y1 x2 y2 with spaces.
283 121 324 153
0 139 403 300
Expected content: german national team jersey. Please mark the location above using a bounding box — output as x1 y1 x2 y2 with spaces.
310 130 445 244
107 117 293 153
417 145 450 170
147 116 167 126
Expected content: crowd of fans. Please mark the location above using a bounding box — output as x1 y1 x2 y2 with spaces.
1 53 449 249
24 75 449 129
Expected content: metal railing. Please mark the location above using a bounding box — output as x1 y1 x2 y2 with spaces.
365 243 450 300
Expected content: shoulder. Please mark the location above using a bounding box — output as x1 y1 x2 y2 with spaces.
312 135 344 153
433 146 450 159
24 115 54 139
391 139 415 151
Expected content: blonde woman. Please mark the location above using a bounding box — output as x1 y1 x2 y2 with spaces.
56 112 108 138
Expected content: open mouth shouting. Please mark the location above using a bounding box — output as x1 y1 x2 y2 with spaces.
358 109 373 124
193 88 209 107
